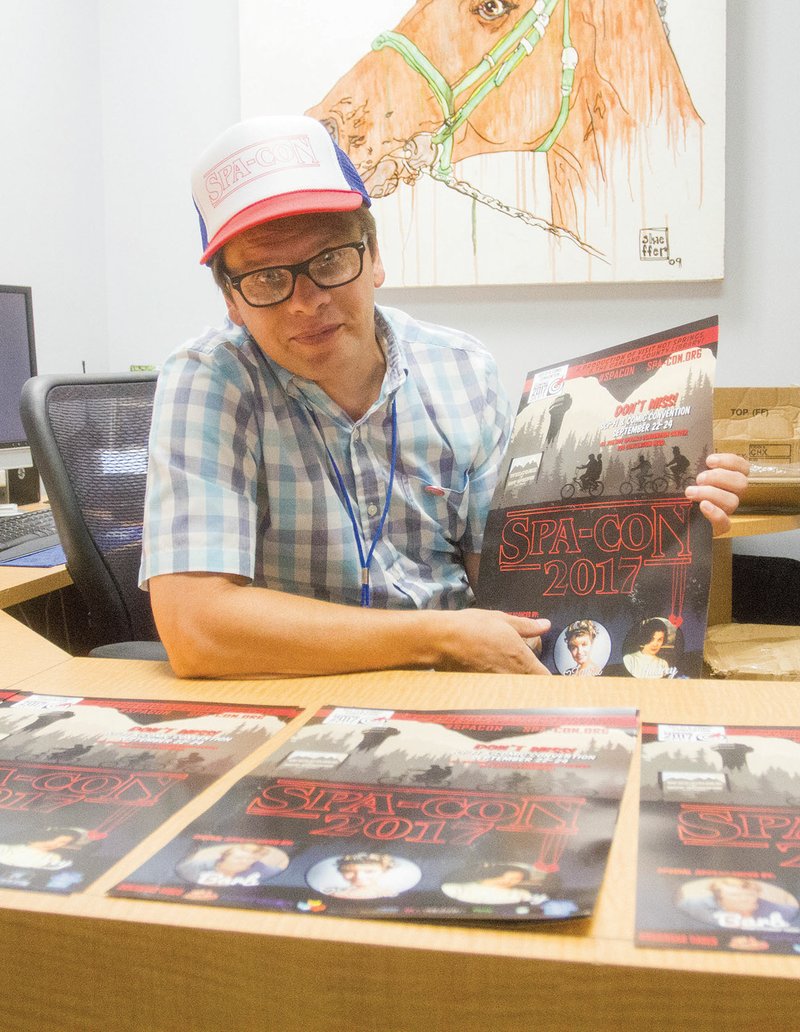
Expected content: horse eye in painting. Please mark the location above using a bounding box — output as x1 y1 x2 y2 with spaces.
470 0 519 22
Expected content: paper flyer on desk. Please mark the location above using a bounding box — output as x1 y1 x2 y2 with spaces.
636 722 800 955
477 317 718 677
0 691 299 894
111 705 637 921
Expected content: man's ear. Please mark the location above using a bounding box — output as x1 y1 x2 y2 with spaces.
371 240 386 289
224 291 246 327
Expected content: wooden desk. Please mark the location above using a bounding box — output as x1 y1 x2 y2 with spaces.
0 563 71 609
0 511 75 655
709 511 800 625
0 502 72 609
0 631 797 1032
0 610 70 686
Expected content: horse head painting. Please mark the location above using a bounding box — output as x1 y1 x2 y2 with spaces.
297 0 722 282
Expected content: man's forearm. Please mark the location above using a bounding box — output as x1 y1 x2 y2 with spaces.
152 573 443 677
149 572 550 678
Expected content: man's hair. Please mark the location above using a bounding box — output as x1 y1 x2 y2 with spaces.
209 205 378 298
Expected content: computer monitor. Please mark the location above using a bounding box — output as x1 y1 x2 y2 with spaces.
0 284 37 478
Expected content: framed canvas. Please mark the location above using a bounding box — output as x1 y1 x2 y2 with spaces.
240 1 725 287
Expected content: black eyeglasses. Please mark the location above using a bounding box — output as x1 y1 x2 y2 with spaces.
225 240 367 308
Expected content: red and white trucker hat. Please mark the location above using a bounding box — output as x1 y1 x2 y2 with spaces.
192 115 371 264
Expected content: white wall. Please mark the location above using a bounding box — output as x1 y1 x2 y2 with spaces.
0 0 106 374
97 0 240 367
2 1 799 558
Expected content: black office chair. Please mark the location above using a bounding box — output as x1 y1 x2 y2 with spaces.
20 373 167 660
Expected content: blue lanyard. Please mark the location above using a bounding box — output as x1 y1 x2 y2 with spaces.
312 397 398 607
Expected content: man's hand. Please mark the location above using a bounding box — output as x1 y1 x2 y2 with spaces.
431 609 552 674
686 452 749 536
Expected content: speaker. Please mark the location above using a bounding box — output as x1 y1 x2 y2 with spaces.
7 464 41 505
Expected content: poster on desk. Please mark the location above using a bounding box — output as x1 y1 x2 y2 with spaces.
477 317 718 679
111 705 637 921
0 691 300 894
635 722 800 955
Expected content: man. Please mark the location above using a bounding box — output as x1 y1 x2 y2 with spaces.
141 115 748 679
666 445 691 488
630 452 652 492
577 452 602 492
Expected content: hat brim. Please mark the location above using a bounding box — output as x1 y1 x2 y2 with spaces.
200 189 365 264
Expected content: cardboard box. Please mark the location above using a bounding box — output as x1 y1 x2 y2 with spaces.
713 387 800 509
704 623 800 680
713 386 800 463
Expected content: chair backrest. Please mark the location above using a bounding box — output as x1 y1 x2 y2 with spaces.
20 373 159 648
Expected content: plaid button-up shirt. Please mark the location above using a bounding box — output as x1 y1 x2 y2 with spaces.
140 305 512 610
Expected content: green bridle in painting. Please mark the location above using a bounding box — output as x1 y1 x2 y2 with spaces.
371 0 577 181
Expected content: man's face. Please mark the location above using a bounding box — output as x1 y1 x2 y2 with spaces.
340 862 383 887
714 879 760 916
221 212 385 385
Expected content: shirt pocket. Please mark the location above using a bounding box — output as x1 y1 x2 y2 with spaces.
397 470 470 553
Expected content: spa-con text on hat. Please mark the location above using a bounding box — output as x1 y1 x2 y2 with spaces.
204 134 320 207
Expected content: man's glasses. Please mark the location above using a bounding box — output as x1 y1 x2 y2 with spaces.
226 240 367 308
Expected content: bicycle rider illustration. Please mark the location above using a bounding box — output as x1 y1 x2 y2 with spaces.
576 453 603 492
665 446 691 488
629 453 652 491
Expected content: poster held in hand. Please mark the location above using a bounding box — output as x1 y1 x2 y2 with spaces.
478 317 718 678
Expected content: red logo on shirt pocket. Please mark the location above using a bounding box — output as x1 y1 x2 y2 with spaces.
423 485 446 496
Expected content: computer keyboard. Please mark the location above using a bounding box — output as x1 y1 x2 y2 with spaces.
0 507 61 561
